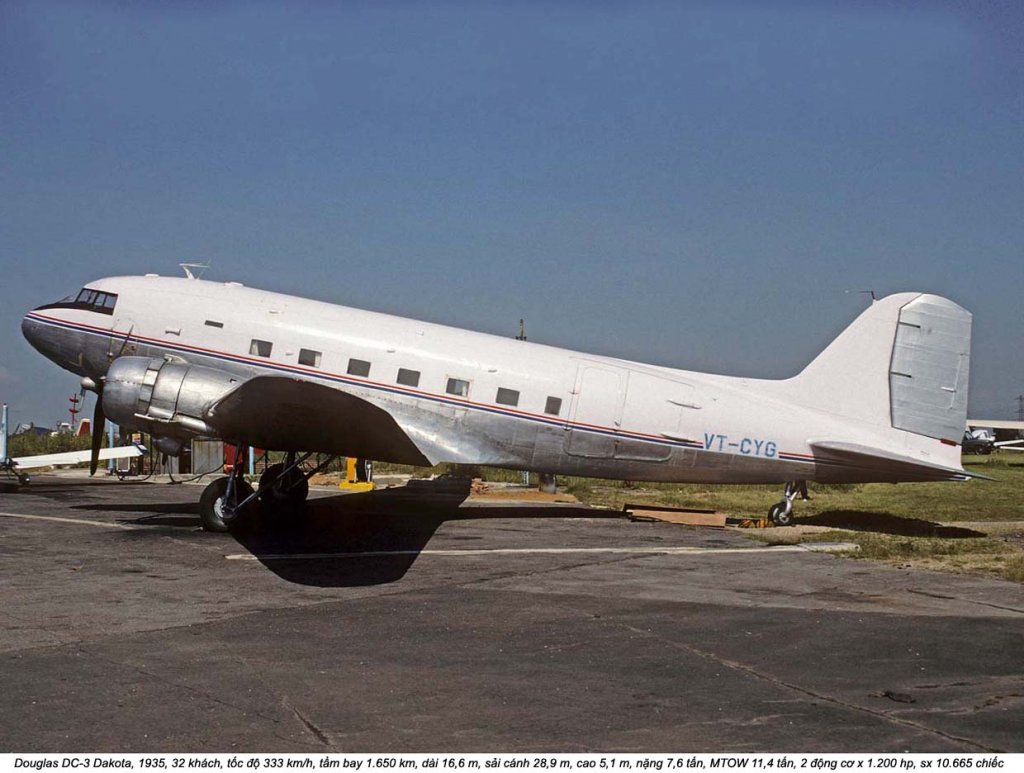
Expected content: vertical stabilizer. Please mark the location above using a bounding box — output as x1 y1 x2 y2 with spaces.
789 293 971 445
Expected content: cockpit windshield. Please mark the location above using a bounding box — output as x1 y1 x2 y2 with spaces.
38 287 119 315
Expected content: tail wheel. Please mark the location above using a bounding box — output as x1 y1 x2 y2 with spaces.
258 463 309 507
199 476 255 532
768 501 793 527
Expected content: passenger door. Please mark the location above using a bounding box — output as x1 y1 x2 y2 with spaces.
565 363 626 458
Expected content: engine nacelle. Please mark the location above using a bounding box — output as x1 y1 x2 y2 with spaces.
103 356 240 454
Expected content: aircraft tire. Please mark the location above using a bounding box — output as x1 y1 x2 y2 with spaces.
200 476 255 532
768 501 793 527
258 463 309 508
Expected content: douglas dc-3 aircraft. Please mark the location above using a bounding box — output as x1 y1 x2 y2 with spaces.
22 274 978 532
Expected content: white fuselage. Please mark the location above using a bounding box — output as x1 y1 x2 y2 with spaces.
21 275 965 484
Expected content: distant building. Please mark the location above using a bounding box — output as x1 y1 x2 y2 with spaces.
13 423 52 437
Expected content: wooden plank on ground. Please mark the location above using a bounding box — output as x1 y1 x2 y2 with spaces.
625 509 726 527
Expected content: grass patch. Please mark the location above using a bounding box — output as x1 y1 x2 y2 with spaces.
744 527 1024 583
562 455 1024 522
358 455 1024 583
560 454 1024 584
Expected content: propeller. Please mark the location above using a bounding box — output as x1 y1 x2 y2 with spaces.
89 325 134 476
88 324 134 476
89 387 105 476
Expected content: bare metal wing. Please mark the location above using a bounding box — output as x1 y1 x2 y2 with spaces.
205 376 431 465
204 375 516 467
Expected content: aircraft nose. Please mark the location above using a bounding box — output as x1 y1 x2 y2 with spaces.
21 312 51 357
22 313 41 347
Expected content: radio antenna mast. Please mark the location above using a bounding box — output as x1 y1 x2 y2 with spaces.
180 262 210 280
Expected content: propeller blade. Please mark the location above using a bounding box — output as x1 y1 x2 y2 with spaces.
89 395 106 476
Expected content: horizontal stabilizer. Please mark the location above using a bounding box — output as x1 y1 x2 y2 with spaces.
809 441 991 481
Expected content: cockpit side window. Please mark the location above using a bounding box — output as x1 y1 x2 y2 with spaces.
37 287 118 316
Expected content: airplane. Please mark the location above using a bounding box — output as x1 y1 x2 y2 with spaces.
0 403 145 486
20 273 980 532
966 420 1024 452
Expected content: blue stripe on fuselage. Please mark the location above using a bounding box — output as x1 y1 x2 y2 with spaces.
27 313 715 453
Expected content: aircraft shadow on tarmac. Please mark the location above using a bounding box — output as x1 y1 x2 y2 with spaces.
72 478 612 588
798 510 986 538
63 480 991 587
238 483 612 587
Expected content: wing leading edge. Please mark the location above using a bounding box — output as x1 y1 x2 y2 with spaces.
204 375 517 468
206 376 432 465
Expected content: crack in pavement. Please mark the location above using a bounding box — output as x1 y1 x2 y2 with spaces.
906 589 1024 615
614 623 999 753
282 698 332 748
78 646 312 749
0 552 635 660
236 654 334 751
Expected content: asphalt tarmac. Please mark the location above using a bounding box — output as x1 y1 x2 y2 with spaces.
1 475 1022 753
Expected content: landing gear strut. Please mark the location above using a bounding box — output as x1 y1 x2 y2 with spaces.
199 446 254 533
767 480 806 527
198 449 337 532
258 452 310 508
0 460 30 487
199 474 254 532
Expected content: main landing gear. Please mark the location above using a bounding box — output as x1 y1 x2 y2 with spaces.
0 462 30 491
767 480 808 527
1 464 30 491
198 449 335 533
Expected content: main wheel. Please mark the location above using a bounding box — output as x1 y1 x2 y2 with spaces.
768 501 793 527
258 463 309 507
199 476 255 532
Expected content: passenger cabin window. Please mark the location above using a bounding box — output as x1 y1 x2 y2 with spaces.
495 387 520 407
545 396 563 416
347 358 371 377
40 288 119 316
205 320 224 328
249 339 273 357
446 378 470 398
397 368 420 388
299 349 321 368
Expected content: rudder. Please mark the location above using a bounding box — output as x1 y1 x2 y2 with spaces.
888 294 971 443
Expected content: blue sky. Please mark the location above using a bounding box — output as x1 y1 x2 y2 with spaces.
2 1 1022 429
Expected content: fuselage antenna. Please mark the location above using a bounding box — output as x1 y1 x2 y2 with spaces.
844 289 877 303
179 262 210 280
